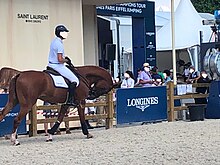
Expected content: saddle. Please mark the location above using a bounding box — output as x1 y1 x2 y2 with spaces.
44 66 96 100
43 66 79 85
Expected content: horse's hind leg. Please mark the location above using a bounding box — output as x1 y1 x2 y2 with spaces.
0 76 19 121
11 105 30 146
0 97 18 122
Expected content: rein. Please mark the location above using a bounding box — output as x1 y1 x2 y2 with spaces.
68 64 92 91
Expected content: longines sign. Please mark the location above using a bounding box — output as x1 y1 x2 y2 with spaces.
116 86 167 124
127 96 159 112
17 13 49 23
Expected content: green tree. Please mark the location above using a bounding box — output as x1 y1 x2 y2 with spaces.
191 0 220 14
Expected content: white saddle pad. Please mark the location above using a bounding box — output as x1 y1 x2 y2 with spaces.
49 74 68 88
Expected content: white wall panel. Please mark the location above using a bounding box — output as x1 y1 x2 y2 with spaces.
0 0 84 70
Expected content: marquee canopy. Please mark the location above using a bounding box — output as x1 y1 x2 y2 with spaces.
156 0 212 51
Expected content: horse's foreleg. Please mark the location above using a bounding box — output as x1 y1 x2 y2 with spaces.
78 102 93 138
47 105 69 137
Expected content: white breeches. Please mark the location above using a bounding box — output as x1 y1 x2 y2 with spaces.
48 64 79 86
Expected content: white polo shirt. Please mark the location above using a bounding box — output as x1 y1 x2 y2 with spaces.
48 37 64 65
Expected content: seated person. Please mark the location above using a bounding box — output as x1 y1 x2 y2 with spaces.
134 68 142 87
186 66 200 83
151 66 163 86
195 71 211 104
163 69 172 85
121 70 135 88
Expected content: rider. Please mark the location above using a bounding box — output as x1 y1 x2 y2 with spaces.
48 24 79 106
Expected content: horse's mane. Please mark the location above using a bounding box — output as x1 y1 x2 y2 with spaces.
0 67 20 89
71 65 114 99
76 65 112 81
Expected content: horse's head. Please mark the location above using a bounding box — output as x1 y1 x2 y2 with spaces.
88 80 113 100
75 66 114 100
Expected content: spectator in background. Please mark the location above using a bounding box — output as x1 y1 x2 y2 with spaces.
85 99 96 129
152 74 163 86
0 89 7 94
134 68 142 87
195 71 211 104
139 63 153 87
151 66 163 86
182 62 192 82
186 65 200 83
151 66 160 79
113 76 121 88
43 102 55 136
121 70 135 88
169 69 173 80
163 69 172 85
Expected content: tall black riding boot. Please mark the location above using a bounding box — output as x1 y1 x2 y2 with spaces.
66 82 77 106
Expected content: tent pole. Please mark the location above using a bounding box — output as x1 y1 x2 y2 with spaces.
171 0 177 85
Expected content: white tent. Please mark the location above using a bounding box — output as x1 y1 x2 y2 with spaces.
152 0 180 12
156 0 212 51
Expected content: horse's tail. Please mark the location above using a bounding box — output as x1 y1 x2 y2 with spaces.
0 68 6 89
8 74 20 105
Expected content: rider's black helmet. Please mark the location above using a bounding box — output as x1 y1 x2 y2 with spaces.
55 25 69 38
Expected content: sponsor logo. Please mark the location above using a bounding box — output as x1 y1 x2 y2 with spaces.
146 32 155 36
96 2 146 14
127 96 159 111
6 113 18 117
17 13 49 24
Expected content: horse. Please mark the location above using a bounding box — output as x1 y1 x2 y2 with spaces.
0 65 114 145
0 67 72 134
0 67 20 92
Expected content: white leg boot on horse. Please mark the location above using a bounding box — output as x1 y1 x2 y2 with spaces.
11 130 20 146
0 109 19 145
10 104 31 146
46 133 53 142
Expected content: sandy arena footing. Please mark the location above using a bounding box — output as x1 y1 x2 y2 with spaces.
0 119 219 165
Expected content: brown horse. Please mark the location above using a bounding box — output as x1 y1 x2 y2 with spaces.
0 65 114 145
0 67 20 92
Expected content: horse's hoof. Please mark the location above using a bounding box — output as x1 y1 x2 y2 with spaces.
4 135 10 140
55 131 61 135
66 130 71 134
46 134 53 142
46 139 53 142
15 142 20 146
12 140 20 146
87 134 93 139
